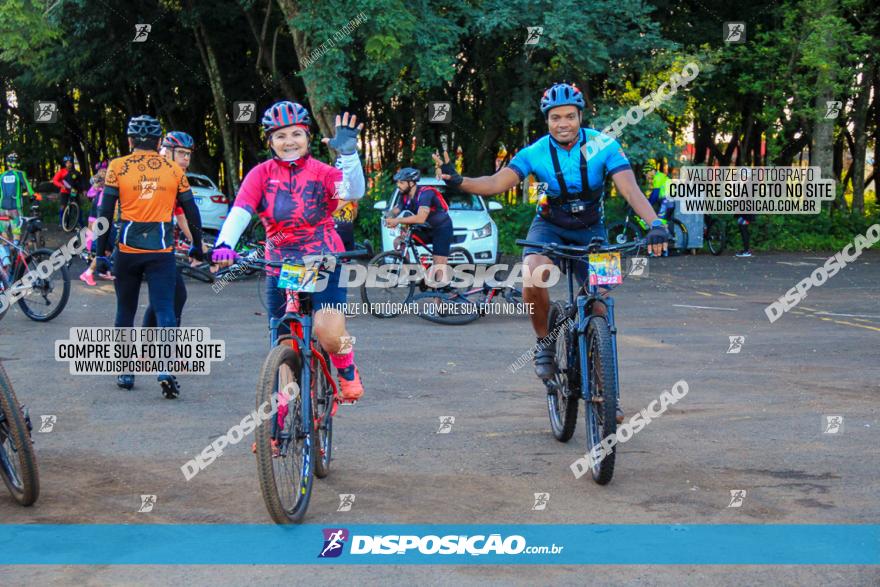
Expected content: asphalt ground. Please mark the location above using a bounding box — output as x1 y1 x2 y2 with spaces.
0 240 877 585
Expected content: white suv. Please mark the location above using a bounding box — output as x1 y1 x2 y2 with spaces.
373 178 502 264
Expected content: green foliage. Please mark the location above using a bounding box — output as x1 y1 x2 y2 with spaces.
353 169 394 249
492 201 538 255
0 0 876 254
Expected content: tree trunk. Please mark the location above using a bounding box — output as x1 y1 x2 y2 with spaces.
276 0 333 137
873 66 880 203
809 0 838 210
243 1 298 98
190 5 240 195
850 61 872 215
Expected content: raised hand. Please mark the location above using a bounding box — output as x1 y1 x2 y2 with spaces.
322 112 364 155
431 150 463 186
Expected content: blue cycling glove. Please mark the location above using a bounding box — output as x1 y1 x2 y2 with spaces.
327 124 360 155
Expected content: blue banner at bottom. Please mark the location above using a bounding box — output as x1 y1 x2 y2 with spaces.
0 525 876 565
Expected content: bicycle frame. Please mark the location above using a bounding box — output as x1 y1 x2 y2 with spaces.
555 256 621 412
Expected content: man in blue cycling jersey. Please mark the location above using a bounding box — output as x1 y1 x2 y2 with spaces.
434 83 668 422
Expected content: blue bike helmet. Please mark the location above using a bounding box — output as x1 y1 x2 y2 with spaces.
162 131 194 149
126 115 163 138
262 101 311 134
540 83 585 116
393 167 420 182
62 155 73 163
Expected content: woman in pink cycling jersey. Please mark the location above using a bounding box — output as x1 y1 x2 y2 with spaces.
212 101 366 400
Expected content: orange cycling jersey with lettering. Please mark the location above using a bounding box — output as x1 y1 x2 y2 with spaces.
105 152 191 253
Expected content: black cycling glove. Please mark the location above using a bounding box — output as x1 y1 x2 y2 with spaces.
440 161 463 187
645 223 669 246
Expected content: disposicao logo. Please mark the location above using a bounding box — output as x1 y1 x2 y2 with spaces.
318 528 349 558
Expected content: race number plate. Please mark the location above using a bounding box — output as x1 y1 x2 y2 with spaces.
588 252 623 286
277 264 319 292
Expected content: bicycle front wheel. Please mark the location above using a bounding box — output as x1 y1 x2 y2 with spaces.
0 362 39 505
583 316 618 485
547 301 579 441
61 203 79 233
255 344 314 524
14 248 70 322
312 348 334 478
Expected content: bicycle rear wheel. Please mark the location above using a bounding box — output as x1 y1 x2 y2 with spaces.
359 250 413 317
583 316 618 485
667 219 689 255
255 344 314 524
547 301 579 441
14 248 70 322
311 348 334 478
0 362 39 505
412 288 482 325
61 203 79 233
705 218 726 255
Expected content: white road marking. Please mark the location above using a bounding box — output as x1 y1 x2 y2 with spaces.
813 311 880 319
673 304 738 312
776 261 816 267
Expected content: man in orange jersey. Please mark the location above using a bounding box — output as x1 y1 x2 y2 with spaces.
95 115 204 397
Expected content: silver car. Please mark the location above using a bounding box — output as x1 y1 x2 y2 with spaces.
373 178 502 264
186 173 229 231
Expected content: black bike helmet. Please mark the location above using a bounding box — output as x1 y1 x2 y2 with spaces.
393 167 420 182
126 115 163 138
6 153 19 165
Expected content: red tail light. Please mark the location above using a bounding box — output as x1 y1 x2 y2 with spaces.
210 194 229 204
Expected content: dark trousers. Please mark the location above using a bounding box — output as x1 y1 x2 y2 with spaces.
113 251 177 328
142 266 187 327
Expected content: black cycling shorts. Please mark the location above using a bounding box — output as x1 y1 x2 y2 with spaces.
414 219 453 257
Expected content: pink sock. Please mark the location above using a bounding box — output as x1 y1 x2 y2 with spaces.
330 349 354 370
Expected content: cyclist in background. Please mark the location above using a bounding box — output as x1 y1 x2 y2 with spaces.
735 214 754 257
142 131 197 327
80 160 114 286
384 167 452 285
333 198 358 251
52 155 84 226
94 115 204 396
434 83 669 423
211 101 367 401
1 153 34 244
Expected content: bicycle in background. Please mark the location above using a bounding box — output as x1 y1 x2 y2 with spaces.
0 227 70 323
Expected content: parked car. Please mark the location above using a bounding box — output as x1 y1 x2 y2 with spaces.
186 173 229 231
373 178 502 264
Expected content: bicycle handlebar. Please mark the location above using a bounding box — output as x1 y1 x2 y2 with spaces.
244 248 371 270
516 238 645 257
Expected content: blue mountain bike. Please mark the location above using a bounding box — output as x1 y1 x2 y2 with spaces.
517 237 643 485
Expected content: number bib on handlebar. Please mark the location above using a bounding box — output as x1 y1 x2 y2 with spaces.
588 253 623 286
277 263 319 292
